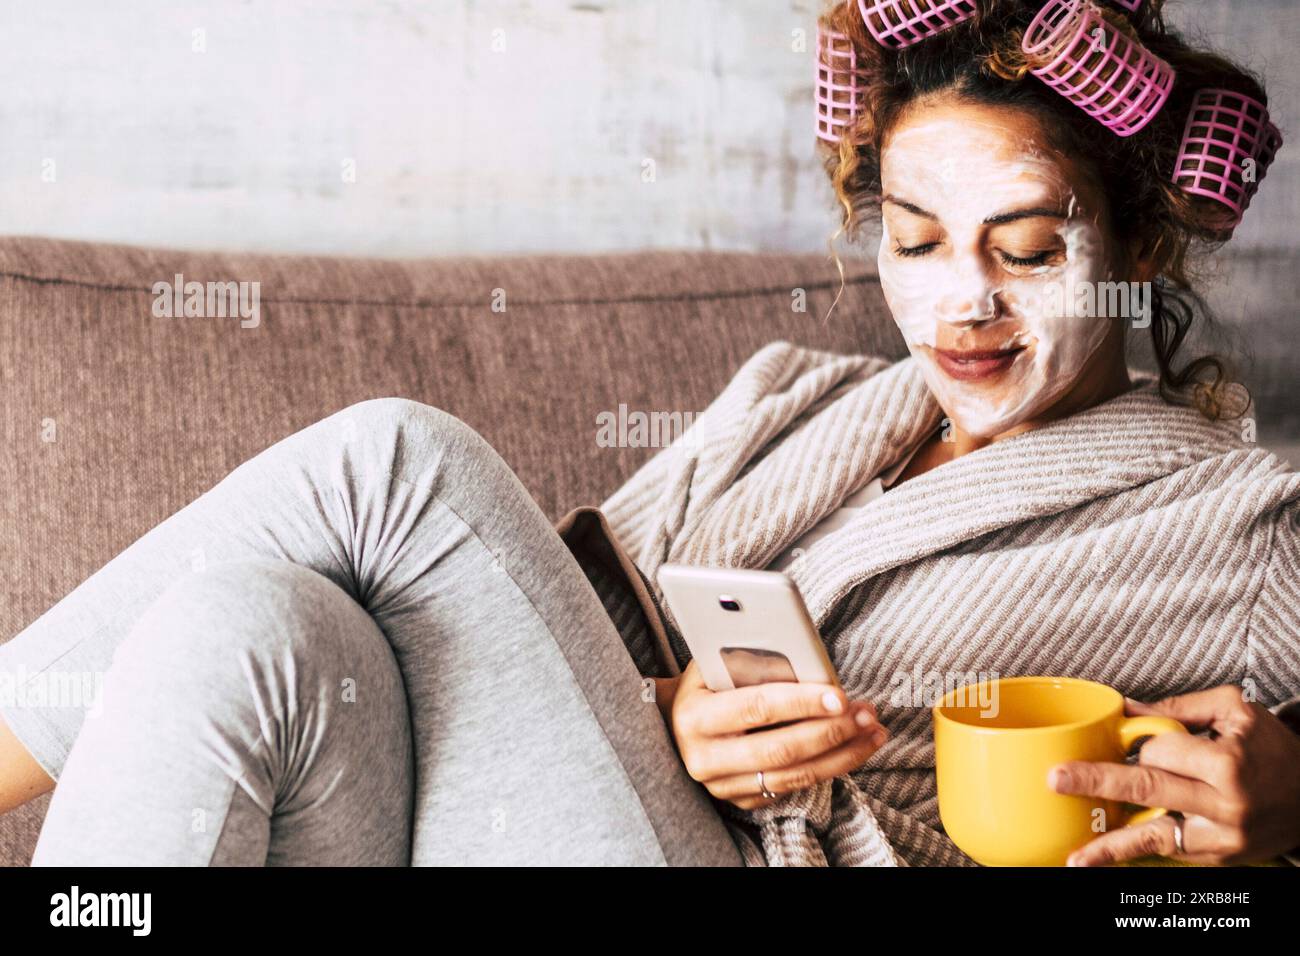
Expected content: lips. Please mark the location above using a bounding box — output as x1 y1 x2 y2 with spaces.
932 346 1027 382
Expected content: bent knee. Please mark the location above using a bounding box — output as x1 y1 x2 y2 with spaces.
337 397 481 449
115 560 391 682
328 397 509 484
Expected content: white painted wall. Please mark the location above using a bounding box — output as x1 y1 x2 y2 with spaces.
1 0 1296 256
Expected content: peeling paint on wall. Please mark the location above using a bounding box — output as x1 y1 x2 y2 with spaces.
0 0 1293 256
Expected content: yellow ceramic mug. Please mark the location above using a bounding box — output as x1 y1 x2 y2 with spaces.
933 676 1188 867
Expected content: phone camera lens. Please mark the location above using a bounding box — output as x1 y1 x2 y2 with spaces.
718 595 742 612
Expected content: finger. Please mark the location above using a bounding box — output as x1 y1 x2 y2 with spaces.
1066 815 1180 867
726 792 781 812
1047 759 1220 820
1137 727 1242 801
1127 685 1251 734
687 680 852 737
1122 696 1158 717
690 703 883 779
1067 814 1228 867
678 659 707 692
705 726 889 801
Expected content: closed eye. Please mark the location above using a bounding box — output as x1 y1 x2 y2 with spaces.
894 242 939 258
997 249 1058 268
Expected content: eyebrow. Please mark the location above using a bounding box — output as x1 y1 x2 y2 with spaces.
882 194 1068 225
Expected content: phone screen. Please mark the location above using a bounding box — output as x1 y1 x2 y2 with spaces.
720 646 798 688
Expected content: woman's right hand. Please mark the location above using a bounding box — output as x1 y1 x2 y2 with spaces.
668 658 889 811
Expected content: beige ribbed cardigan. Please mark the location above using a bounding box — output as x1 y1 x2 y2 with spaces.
557 342 1300 866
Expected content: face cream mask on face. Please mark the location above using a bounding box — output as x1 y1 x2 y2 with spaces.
876 111 1117 438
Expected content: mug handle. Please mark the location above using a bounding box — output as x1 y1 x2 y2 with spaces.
1116 715 1189 826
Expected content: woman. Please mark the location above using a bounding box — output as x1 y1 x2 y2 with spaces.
2 0 1298 866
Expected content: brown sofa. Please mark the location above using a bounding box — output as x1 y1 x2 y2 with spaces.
2 236 1295 865
0 236 903 864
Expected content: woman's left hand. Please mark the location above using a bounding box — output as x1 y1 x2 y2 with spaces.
1047 685 1300 866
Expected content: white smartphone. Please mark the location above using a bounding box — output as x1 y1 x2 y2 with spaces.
657 563 841 693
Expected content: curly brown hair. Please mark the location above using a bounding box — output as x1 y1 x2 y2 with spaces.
819 0 1274 420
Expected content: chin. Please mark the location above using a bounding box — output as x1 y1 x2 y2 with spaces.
944 392 1057 438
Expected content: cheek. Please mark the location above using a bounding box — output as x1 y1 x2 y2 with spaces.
880 268 941 347
1012 221 1113 356
877 231 946 345
1000 276 1057 325
1024 310 1112 378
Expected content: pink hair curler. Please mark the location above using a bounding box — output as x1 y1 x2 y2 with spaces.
1021 0 1174 137
1111 0 1143 12
857 0 978 50
815 25 865 144
1173 88 1283 230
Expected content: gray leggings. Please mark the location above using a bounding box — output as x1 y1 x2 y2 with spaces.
0 399 743 866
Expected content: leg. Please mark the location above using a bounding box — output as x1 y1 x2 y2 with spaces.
33 560 412 865
1 399 742 865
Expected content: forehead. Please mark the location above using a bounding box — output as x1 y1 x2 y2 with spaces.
881 97 1087 209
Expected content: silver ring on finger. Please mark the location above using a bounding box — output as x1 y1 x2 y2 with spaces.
756 770 777 800
1171 814 1187 856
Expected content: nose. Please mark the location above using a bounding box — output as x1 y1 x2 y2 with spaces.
935 256 1002 327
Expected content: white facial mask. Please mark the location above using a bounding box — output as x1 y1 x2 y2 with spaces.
876 114 1117 438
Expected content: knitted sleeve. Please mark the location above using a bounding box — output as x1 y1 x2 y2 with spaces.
1248 498 1300 710
596 341 795 558
1248 499 1300 866
599 342 891 560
